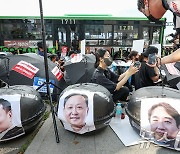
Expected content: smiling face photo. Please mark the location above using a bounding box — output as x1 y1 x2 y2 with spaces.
63 94 89 131
140 98 180 150
58 90 95 134
148 103 180 141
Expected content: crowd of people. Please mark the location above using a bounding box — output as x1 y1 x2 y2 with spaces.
0 1 180 144
35 36 179 95
0 38 179 102
41 42 179 105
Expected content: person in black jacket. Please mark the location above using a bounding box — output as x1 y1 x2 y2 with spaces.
134 46 160 90
91 48 138 102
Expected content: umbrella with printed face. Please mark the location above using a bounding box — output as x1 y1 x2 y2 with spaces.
63 54 96 85
0 53 68 101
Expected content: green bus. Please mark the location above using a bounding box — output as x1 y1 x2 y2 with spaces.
0 15 166 54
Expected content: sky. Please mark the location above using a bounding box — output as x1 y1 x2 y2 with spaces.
0 0 175 37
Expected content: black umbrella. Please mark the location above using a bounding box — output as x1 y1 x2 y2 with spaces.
175 62 180 71
0 53 68 100
0 54 9 78
161 64 180 90
64 54 96 85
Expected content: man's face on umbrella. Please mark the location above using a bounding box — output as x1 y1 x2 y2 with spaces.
64 95 88 129
0 104 12 133
149 106 180 140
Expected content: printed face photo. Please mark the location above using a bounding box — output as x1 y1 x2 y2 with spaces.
141 98 180 150
149 105 180 140
0 95 25 141
0 100 12 133
58 90 95 134
63 95 89 131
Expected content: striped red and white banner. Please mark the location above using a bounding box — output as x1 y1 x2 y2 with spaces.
51 66 63 81
12 60 39 79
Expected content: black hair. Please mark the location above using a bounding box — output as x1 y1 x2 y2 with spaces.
63 94 88 108
141 46 158 57
137 0 145 11
37 41 43 49
67 50 77 57
94 48 106 68
0 98 11 113
128 50 138 60
148 102 180 128
49 54 57 61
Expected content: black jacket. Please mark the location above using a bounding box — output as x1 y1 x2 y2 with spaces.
0 126 24 141
91 67 118 93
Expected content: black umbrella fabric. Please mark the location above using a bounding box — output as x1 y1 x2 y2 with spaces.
161 64 180 90
64 54 96 85
0 54 9 78
0 53 68 100
175 62 180 71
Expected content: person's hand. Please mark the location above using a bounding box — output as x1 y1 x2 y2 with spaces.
60 66 65 72
156 57 161 66
126 63 139 76
58 59 64 66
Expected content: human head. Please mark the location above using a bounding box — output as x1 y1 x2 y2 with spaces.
148 102 180 140
142 46 158 57
0 99 12 133
63 94 89 132
94 48 113 68
128 50 139 62
137 0 167 22
49 54 57 63
37 41 43 52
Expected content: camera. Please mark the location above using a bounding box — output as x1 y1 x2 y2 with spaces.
133 61 141 68
148 53 157 65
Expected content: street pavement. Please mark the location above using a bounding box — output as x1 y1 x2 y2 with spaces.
0 128 37 154
25 115 179 154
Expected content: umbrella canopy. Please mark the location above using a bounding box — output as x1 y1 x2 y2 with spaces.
64 54 96 85
175 62 180 71
0 53 68 100
161 64 180 90
0 54 9 78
